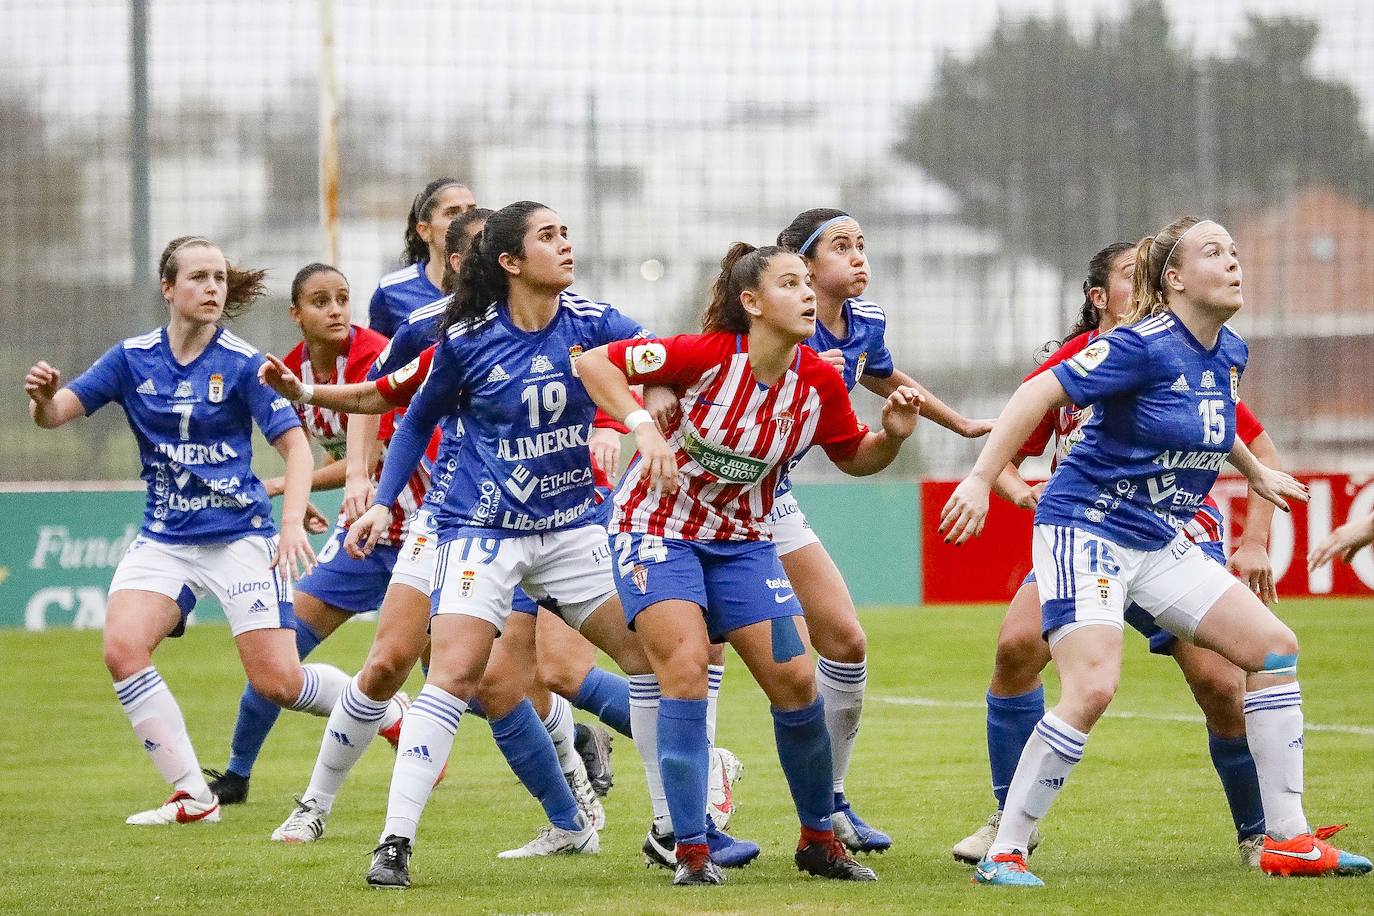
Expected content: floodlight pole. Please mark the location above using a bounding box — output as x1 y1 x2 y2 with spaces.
129 0 150 303
319 0 341 266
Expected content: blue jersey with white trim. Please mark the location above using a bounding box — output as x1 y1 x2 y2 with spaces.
374 292 647 539
66 327 300 543
367 261 443 338
1035 313 1249 550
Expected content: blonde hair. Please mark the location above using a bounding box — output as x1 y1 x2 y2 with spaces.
1126 215 1207 325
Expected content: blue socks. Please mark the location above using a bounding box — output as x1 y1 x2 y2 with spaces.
490 699 581 831
772 697 834 831
572 667 632 737
1207 730 1266 840
227 620 324 777
658 697 710 846
986 686 1044 808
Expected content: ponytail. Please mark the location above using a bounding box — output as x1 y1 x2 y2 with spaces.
401 177 467 266
438 200 544 337
441 207 495 295
1126 214 1206 326
158 235 267 320
702 242 788 333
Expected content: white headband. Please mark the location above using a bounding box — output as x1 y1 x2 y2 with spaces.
1158 220 1216 287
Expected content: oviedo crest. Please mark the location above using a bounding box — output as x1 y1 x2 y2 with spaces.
207 373 225 403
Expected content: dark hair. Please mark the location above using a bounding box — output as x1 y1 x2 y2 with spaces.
158 235 267 320
441 207 495 294
401 177 469 265
1034 241 1135 363
702 242 790 333
1128 214 1207 324
440 200 548 336
777 208 850 256
290 262 346 307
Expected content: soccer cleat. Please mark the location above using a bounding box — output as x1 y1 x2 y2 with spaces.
203 768 249 805
1239 833 1265 869
497 814 600 859
271 796 328 843
795 834 878 881
832 792 892 854
673 843 725 886
643 823 676 869
953 810 1041 864
367 835 412 888
707 746 743 831
376 690 410 750
972 852 1044 887
125 790 221 826
706 823 761 868
566 765 606 830
1260 824 1373 877
574 722 614 797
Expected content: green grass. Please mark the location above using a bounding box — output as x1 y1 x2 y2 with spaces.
1 599 1371 914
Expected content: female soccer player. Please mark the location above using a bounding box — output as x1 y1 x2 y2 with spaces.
952 242 1282 868
368 177 477 337
23 236 353 826
575 241 924 885
941 216 1370 885
204 263 415 804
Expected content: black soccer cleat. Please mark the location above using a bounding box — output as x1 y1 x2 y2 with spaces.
643 823 675 869
795 836 879 881
672 843 725 886
367 835 413 889
203 768 249 805
574 722 614 797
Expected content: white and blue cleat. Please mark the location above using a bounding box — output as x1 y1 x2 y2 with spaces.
972 853 1044 887
832 793 892 853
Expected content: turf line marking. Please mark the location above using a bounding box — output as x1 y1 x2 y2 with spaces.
872 694 1374 736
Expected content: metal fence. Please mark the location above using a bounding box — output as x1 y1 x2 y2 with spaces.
3 0 1372 481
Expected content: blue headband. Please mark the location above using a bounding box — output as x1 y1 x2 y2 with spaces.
797 215 853 256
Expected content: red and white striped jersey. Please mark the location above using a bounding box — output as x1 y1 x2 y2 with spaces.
283 325 426 547
606 333 868 541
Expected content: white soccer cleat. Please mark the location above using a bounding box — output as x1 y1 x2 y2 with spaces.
707 746 743 832
271 796 329 843
126 790 221 826
566 766 606 831
1239 833 1264 869
952 810 1040 864
496 815 600 859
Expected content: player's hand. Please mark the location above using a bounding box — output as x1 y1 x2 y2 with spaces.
258 353 306 401
961 417 995 438
274 524 317 582
344 504 391 559
634 423 678 496
1012 481 1044 511
589 425 623 480
342 470 374 525
304 501 331 535
24 361 62 403
1249 466 1308 514
1228 542 1276 605
1308 513 1374 571
940 476 991 544
642 385 680 432
880 386 924 440
819 348 846 372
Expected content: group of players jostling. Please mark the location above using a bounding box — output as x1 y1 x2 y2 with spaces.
24 177 1374 889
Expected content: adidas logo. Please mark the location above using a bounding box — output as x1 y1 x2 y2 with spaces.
530 355 555 374
1170 374 1190 392
402 744 432 762
329 729 353 747
143 738 161 752
1037 776 1065 790
486 364 510 383
136 379 157 395
1289 735 1304 749
248 599 269 614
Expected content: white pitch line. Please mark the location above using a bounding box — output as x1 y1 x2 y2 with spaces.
872 694 1374 736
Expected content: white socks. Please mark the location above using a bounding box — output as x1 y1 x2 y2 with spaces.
990 711 1087 857
629 673 671 830
542 694 581 776
706 664 724 746
304 674 404 811
1244 682 1309 838
816 656 866 793
383 684 466 842
288 663 350 716
114 667 210 801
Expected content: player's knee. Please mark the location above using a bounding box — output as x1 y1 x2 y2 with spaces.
771 664 819 710
361 649 414 698
249 667 303 707
474 678 521 718
429 670 480 705
1075 675 1119 720
816 620 866 663
536 660 588 699
992 629 1047 690
1186 666 1246 729
102 635 149 680
1267 626 1299 661
656 650 708 698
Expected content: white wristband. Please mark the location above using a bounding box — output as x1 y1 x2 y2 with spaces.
295 383 315 405
624 409 653 432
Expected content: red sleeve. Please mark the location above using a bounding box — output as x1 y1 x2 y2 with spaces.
345 326 391 384
801 352 869 462
1236 400 1264 445
593 393 643 434
1018 411 1057 458
1012 332 1091 457
375 346 434 406
605 333 732 386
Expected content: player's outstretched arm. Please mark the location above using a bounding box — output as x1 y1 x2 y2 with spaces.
1226 438 1308 514
25 361 86 428
1309 512 1374 571
270 426 318 581
577 345 678 494
833 385 923 477
863 368 992 438
258 353 393 415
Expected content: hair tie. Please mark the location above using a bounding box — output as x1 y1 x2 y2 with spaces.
797 215 852 257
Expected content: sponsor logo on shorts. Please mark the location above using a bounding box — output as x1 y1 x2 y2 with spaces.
228 580 272 599
409 535 428 562
248 599 270 614
773 592 795 604
766 577 792 590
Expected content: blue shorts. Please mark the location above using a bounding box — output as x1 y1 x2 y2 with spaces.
612 534 802 643
295 526 399 613
509 587 541 616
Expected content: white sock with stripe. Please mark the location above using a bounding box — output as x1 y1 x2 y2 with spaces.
989 711 1087 858
816 656 867 794
114 667 210 801
304 674 391 811
629 674 671 830
542 694 582 776
706 664 725 746
1244 682 1309 838
383 684 466 842
288 663 350 716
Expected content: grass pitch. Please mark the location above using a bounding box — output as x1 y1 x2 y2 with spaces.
1 599 1370 914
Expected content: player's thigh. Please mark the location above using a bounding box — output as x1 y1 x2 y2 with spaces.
781 540 864 662
291 588 351 640
479 611 537 718
633 599 712 699
726 614 817 711
535 607 600 693
1190 582 1298 677
1047 622 1124 730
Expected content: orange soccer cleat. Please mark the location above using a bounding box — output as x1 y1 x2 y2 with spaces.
1260 824 1372 877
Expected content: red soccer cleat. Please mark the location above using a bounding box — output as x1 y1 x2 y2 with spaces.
1260 824 1373 877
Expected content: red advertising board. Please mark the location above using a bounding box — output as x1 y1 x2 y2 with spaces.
920 473 1374 604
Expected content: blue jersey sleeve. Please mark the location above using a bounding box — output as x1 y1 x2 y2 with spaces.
1050 329 1152 406
370 319 428 381
373 340 463 507
243 357 302 443
595 306 650 347
863 329 895 379
67 344 129 415
369 286 397 339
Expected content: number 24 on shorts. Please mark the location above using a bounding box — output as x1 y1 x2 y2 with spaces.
613 532 666 575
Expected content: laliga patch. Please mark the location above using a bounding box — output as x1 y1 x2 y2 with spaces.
208 373 224 403
1229 366 1239 401
1067 340 1110 376
626 342 667 377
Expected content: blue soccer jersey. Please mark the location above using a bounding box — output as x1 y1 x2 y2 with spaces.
374 292 647 539
67 327 301 543
1035 313 1249 550
368 261 444 338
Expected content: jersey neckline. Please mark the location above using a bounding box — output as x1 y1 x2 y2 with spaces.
160 325 224 373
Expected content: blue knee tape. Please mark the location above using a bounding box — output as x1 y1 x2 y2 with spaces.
771 616 805 663
1260 652 1298 676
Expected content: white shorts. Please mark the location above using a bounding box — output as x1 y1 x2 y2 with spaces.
1032 524 1237 648
391 510 438 595
109 534 292 637
765 491 821 557
431 525 616 632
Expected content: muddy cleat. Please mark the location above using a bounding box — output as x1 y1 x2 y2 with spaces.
203 768 248 806
706 824 761 868
376 691 410 749
126 790 221 826
832 792 891 854
972 852 1044 887
1239 833 1265 869
673 843 725 886
566 765 606 830
1260 824 1373 877
574 723 614 797
953 810 1040 865
707 746 743 832
271 796 328 843
795 833 877 881
643 823 675 869
367 835 412 888
497 814 599 859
